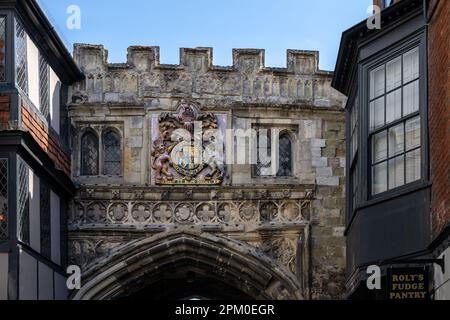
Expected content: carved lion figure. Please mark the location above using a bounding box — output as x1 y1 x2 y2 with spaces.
151 140 173 181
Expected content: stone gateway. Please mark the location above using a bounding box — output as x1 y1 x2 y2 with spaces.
68 44 347 300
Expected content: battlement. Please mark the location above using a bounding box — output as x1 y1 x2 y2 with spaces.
72 44 345 108
74 44 327 75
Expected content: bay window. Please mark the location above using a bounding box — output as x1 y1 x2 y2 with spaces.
369 46 422 196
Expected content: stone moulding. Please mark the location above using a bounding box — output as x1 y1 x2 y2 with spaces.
71 198 312 231
71 230 305 300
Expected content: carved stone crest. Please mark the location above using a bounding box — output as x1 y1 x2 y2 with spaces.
152 103 225 185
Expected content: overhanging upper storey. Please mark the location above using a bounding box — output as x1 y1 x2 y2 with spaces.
0 0 83 85
332 0 424 97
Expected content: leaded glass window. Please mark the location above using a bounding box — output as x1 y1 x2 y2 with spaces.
39 53 50 120
277 133 292 177
0 159 8 240
369 47 421 195
0 17 6 81
15 19 28 94
40 181 51 259
103 130 122 176
81 131 99 176
17 158 29 244
255 129 272 176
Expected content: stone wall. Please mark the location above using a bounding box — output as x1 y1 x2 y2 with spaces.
68 44 347 299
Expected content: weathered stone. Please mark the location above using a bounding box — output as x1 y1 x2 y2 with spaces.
68 44 347 300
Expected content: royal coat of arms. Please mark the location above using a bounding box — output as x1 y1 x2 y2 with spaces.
151 103 226 185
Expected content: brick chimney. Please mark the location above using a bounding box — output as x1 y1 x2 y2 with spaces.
373 0 386 9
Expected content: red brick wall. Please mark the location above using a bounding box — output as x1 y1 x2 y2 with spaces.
21 101 71 175
428 0 450 239
0 94 10 127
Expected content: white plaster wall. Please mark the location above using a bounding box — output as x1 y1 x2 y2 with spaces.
50 67 61 133
434 248 450 300
19 250 37 300
54 273 68 300
50 191 61 265
26 35 40 110
29 169 40 253
38 262 54 300
0 253 7 300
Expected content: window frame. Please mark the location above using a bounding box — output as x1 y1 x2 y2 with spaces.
252 126 296 179
359 31 429 204
102 128 123 177
14 16 28 95
253 127 273 177
38 51 50 121
80 129 100 177
346 88 360 222
0 11 15 86
276 131 294 178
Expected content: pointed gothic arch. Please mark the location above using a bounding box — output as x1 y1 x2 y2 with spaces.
72 230 304 300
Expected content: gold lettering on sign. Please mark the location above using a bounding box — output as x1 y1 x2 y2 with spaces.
388 269 428 300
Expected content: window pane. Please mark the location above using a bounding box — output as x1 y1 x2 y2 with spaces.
372 162 387 195
405 116 421 151
277 134 292 177
81 132 99 176
370 65 385 99
0 17 6 81
386 89 402 124
39 54 50 119
403 80 419 116
406 149 421 183
15 19 28 94
17 158 29 244
386 56 402 91
256 129 272 176
103 131 122 176
370 97 385 131
389 124 404 157
403 47 419 83
372 130 387 163
352 131 358 160
389 156 405 189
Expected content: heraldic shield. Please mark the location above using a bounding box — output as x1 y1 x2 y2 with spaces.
151 103 226 185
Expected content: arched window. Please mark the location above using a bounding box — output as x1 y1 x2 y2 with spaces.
81 131 99 176
103 130 122 176
277 133 293 177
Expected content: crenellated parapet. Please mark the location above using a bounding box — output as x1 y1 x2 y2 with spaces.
72 44 345 108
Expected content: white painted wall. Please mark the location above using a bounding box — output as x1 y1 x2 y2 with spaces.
38 262 54 300
50 191 61 265
29 169 40 253
54 273 68 300
26 35 40 110
0 253 7 300
434 248 450 300
19 250 37 300
49 68 61 134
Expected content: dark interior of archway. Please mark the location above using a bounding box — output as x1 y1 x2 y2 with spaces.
119 268 254 301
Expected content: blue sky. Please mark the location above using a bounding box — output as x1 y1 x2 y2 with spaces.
37 0 371 71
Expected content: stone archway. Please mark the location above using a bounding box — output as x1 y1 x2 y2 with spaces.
72 230 303 300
